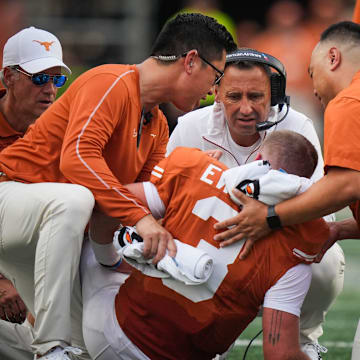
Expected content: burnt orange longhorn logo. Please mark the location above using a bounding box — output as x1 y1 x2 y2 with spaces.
32 40 54 51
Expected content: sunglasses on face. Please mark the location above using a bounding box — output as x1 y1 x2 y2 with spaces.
181 52 224 86
14 67 67 88
197 54 224 85
152 51 224 86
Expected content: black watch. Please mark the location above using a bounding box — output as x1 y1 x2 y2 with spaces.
266 205 282 230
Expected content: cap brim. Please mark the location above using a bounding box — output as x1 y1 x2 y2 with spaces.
20 57 71 74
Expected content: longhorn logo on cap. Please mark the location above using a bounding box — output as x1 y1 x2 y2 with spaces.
32 40 54 51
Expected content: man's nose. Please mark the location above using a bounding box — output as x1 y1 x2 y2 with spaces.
42 81 57 96
238 97 253 114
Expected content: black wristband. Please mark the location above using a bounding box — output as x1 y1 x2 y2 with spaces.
266 205 282 230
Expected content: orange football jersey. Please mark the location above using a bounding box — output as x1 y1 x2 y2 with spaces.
115 147 329 360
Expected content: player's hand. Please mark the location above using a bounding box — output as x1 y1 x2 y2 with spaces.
204 149 223 160
213 189 270 259
135 214 176 264
314 221 339 263
0 279 27 323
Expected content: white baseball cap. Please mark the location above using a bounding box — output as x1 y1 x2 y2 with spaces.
2 26 71 74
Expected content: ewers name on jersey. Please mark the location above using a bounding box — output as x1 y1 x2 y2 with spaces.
115 147 329 360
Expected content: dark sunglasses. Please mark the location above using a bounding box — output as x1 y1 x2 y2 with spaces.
14 67 67 88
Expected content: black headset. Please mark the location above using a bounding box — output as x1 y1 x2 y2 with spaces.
225 49 290 131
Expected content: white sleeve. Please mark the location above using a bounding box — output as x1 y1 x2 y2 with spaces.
298 176 312 193
143 182 165 219
263 263 312 317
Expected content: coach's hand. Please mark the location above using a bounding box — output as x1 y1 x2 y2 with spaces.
213 189 271 259
135 214 176 264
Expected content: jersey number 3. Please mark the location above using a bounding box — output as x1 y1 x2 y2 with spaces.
162 196 244 303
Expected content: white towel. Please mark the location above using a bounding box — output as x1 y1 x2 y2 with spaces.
115 228 214 285
223 162 313 206
158 240 214 284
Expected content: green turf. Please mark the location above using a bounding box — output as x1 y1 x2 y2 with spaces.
227 208 360 359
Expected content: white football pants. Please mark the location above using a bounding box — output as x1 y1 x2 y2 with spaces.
0 181 94 356
300 242 345 344
0 318 33 360
81 240 150 360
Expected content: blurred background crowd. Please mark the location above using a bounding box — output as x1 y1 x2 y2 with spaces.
1 0 356 144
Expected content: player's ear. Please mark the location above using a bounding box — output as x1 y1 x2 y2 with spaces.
183 49 197 74
2 67 15 88
328 47 341 71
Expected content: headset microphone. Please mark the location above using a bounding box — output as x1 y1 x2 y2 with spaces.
255 95 290 131
226 49 290 132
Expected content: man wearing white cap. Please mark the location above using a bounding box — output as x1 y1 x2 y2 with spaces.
0 26 70 141
0 25 70 317
0 27 94 360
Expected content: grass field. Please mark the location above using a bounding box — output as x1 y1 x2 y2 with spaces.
227 208 360 359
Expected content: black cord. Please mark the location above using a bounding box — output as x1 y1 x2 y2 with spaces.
255 102 290 132
242 329 263 360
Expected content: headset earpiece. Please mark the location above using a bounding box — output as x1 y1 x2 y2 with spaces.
270 73 285 107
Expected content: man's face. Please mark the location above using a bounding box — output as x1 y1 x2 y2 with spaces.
9 66 61 128
174 51 226 112
309 43 335 109
215 65 271 146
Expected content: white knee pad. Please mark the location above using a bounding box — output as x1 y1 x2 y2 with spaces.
300 242 345 343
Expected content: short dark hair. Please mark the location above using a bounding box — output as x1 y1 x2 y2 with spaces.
262 130 318 179
225 47 272 78
320 21 360 44
151 13 236 62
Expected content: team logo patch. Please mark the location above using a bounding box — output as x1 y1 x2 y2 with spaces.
117 226 143 248
32 40 55 51
236 179 260 199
